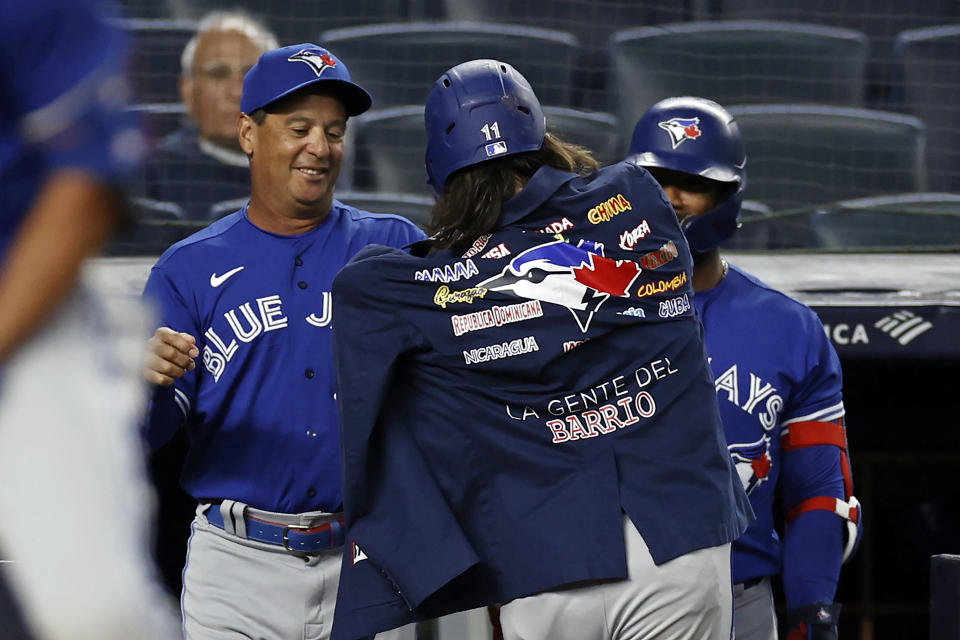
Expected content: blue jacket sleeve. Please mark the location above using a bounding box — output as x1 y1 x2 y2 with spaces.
332 247 480 616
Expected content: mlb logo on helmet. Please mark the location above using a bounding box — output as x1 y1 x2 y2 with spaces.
486 141 508 157
658 117 702 149
288 48 338 77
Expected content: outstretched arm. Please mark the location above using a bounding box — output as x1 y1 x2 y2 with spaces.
0 171 120 363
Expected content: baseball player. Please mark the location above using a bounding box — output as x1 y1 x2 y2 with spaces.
330 59 753 640
141 44 425 639
627 97 862 640
0 1 178 638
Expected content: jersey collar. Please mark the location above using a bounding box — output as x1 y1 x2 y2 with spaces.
497 166 577 229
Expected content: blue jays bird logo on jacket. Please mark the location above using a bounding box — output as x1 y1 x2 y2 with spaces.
477 239 641 332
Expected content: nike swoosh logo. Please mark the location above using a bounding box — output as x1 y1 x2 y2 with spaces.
209 266 245 288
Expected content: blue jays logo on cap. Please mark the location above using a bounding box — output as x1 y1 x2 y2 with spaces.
288 48 339 77
477 239 641 333
240 43 372 116
728 435 773 494
658 117 702 149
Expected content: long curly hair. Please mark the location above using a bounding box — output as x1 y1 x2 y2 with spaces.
428 133 599 255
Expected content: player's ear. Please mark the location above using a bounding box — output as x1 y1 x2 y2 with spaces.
238 113 255 156
179 75 195 117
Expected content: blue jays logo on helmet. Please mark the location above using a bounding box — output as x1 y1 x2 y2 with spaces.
728 435 773 495
658 117 702 149
477 240 641 333
627 97 747 255
288 48 339 76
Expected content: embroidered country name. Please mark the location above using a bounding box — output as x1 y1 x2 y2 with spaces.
563 339 588 352
451 300 544 336
538 217 574 234
635 271 687 298
587 193 632 224
462 234 491 258
434 285 487 309
618 220 652 250
481 243 511 259
619 307 646 318
658 293 691 318
638 241 678 269
415 259 479 283
463 336 539 365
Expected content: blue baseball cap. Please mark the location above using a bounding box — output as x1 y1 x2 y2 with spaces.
240 43 372 116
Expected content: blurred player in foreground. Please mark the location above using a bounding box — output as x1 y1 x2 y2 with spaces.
0 1 178 638
141 43 424 639
627 96 862 640
330 59 752 640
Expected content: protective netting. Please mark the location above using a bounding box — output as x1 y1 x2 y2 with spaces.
111 0 960 253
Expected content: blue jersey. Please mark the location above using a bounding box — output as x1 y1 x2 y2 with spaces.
331 163 753 638
694 263 847 609
143 202 425 513
0 0 140 259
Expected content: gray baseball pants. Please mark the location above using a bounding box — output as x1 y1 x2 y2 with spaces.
183 507 415 640
499 515 733 640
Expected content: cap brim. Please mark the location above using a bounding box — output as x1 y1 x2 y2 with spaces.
247 77 372 117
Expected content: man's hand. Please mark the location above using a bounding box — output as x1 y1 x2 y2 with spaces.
144 327 199 386
787 603 841 640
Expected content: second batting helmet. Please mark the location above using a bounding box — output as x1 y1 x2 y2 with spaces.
627 96 746 254
424 59 546 195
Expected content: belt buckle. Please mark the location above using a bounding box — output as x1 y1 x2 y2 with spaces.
282 522 323 553
282 523 308 552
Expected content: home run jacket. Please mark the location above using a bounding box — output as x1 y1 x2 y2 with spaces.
331 162 753 638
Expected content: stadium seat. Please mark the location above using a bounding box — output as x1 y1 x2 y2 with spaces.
727 104 927 212
608 21 869 142
434 0 687 47
425 0 695 109
894 25 960 193
351 106 430 196
155 0 417 46
336 191 435 228
117 18 197 104
351 106 622 196
716 0 960 105
129 103 188 146
720 199 775 251
319 22 579 109
208 198 249 221
107 197 188 256
811 193 960 250
544 108 621 166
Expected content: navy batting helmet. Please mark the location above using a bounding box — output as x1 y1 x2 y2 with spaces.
627 97 746 254
425 59 546 195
